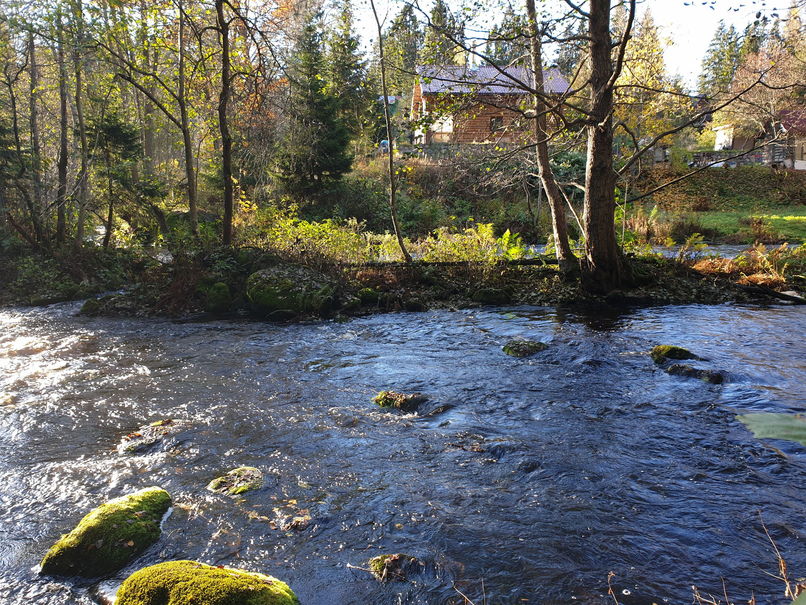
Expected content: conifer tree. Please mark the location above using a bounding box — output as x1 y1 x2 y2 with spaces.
699 21 742 97
276 12 352 197
384 4 422 94
422 0 465 66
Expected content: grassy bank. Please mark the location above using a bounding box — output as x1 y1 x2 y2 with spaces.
632 166 806 244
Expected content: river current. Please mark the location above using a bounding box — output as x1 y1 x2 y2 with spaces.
0 302 804 604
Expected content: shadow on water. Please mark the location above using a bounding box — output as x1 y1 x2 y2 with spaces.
0 302 804 604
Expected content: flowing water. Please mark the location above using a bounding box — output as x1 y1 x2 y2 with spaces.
0 302 804 605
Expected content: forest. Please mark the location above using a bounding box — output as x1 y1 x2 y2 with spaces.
1 0 806 604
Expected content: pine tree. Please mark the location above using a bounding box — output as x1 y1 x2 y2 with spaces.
384 4 422 94
276 13 352 197
422 0 464 66
699 21 742 97
326 0 371 138
485 10 529 66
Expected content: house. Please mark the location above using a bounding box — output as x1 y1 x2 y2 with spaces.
710 108 806 170
779 109 806 170
410 65 569 145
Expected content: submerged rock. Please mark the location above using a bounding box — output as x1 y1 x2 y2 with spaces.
246 266 335 319
40 487 171 577
115 560 299 605
650 345 699 364
372 391 428 412
502 339 548 357
666 363 724 384
118 419 180 455
367 553 421 582
207 466 263 496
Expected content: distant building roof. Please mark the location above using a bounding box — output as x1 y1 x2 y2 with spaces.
416 65 569 95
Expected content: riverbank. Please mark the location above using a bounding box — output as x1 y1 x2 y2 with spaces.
2 243 804 320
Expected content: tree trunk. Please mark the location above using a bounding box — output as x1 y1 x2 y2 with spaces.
56 11 69 245
525 0 575 274
139 0 156 179
216 0 233 246
370 0 411 263
28 30 44 222
103 150 113 248
177 0 198 235
72 0 89 248
582 0 628 292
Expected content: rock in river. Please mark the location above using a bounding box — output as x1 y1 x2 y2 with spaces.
367 553 422 582
207 466 263 496
650 345 699 364
117 419 181 455
246 265 336 319
665 363 724 384
503 339 548 358
115 560 299 605
40 487 171 577
372 391 428 412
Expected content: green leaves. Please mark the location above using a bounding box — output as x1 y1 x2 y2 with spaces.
738 413 806 448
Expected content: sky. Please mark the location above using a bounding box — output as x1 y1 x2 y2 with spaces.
354 0 800 91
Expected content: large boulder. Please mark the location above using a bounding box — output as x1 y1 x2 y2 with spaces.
372 391 428 412
40 487 171 577
115 560 299 605
246 266 336 319
367 553 421 582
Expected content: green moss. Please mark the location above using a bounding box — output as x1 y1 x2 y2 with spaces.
115 560 299 605
372 391 427 412
471 287 512 305
650 345 698 364
40 487 171 577
502 339 548 358
367 553 420 582
80 298 101 316
357 287 379 305
246 266 335 318
207 467 263 496
205 282 232 313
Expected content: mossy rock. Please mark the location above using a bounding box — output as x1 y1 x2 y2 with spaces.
367 553 421 582
207 467 263 496
357 287 380 305
115 560 299 605
666 363 724 384
372 391 428 412
503 339 548 358
246 266 336 319
403 298 426 312
471 287 512 305
650 345 699 364
205 282 232 313
79 298 101 316
118 419 180 455
40 487 171 577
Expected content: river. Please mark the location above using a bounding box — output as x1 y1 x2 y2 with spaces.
0 302 804 604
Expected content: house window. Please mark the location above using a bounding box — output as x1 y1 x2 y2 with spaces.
490 116 504 133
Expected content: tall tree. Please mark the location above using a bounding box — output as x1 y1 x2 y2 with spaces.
699 21 742 97
276 12 352 197
422 0 465 66
384 4 422 94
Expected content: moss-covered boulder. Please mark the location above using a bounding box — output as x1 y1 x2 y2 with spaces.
372 391 428 412
503 339 548 357
79 298 102 316
357 287 380 305
666 363 724 384
115 560 299 605
246 266 336 319
207 467 263 496
40 487 171 577
650 345 699 364
367 553 421 582
205 282 232 313
472 287 512 305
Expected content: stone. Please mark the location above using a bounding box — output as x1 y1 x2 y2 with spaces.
665 364 724 384
372 391 428 412
650 345 699 364
502 339 548 357
207 467 263 496
367 553 421 582
115 560 299 605
40 487 171 577
246 266 335 319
